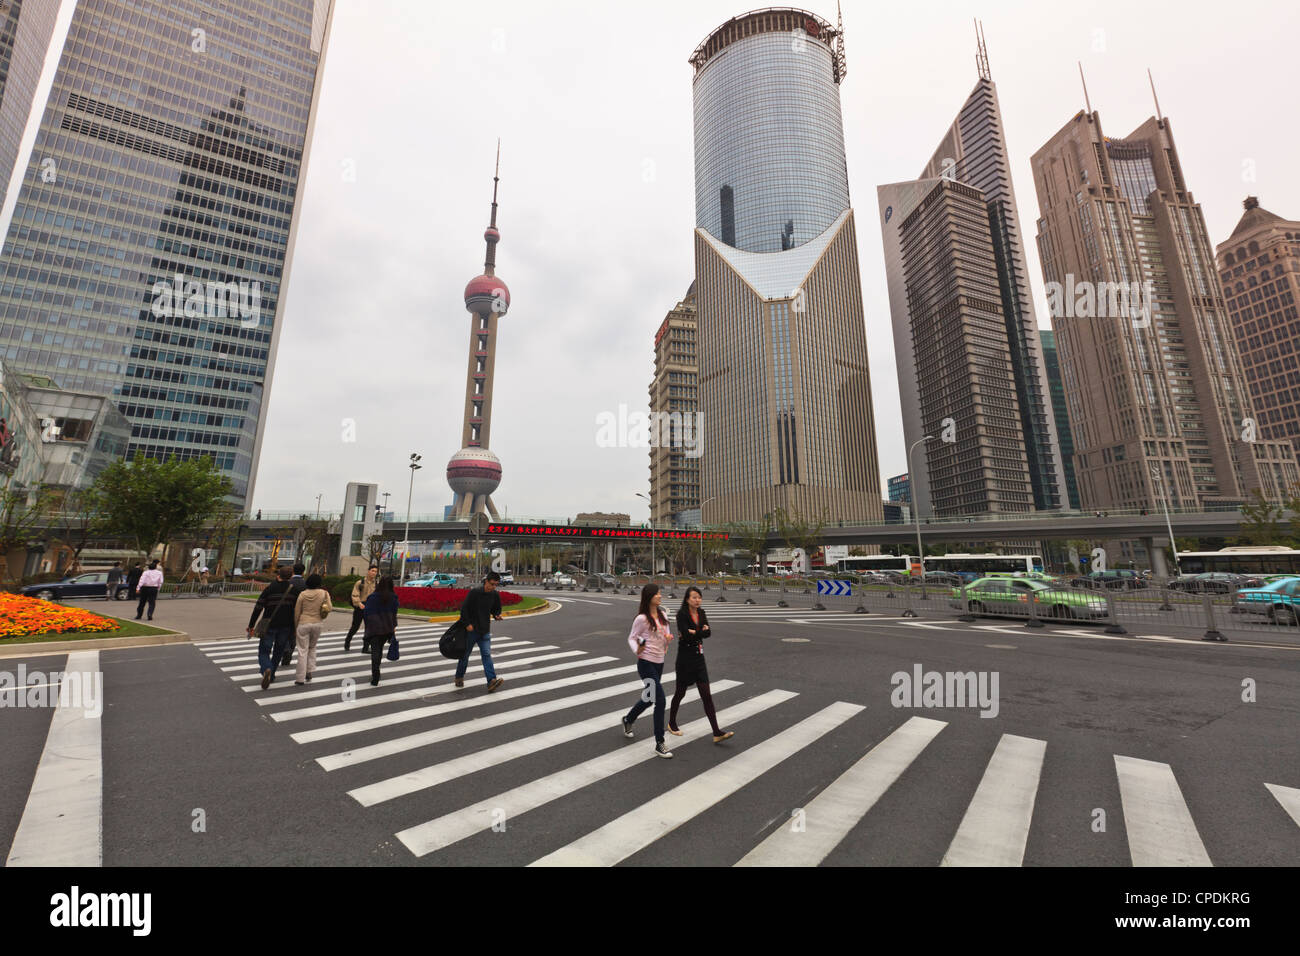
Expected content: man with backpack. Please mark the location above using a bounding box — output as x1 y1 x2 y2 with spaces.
453 571 505 692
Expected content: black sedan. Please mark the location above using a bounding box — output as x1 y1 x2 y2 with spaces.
1168 572 1261 593
22 571 130 602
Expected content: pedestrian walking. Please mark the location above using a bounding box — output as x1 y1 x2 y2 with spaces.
362 575 399 686
106 561 122 601
621 583 675 758
344 565 379 652
127 562 143 600
668 586 733 742
281 563 307 666
454 571 505 691
292 573 332 685
135 560 163 620
247 565 302 689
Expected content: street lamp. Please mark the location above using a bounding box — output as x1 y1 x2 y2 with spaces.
908 435 935 580
1150 464 1180 579
315 493 323 520
698 495 719 576
635 491 654 578
402 453 422 585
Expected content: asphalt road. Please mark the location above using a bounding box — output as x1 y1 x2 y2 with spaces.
1 589 1297 867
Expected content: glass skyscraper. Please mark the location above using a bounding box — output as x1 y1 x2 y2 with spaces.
0 0 334 508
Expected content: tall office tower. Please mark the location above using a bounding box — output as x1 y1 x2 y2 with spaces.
690 8 882 527
0 0 62 213
886 472 910 503
878 29 1064 518
447 152 507 520
1040 330 1081 509
0 0 336 509
1032 108 1298 511
1215 197 1300 459
648 284 699 528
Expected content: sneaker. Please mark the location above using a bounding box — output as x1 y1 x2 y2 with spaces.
712 730 734 743
487 677 504 692
294 681 305 686
621 718 634 738
655 741 674 759
454 677 464 688
370 677 379 686
261 669 272 690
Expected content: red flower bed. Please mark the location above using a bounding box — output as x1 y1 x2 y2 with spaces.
394 587 522 613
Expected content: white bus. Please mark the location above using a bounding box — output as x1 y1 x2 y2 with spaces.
925 553 1045 581
1176 546 1300 577
836 554 918 577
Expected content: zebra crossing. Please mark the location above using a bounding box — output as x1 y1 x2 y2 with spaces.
192 623 1300 865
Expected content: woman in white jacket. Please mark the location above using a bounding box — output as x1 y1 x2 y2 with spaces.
620 583 675 758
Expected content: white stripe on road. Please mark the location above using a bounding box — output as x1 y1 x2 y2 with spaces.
1114 755 1213 866
737 716 946 867
290 665 635 743
251 648 570 702
236 642 534 686
269 656 617 721
318 675 681 771
351 680 743 806
1264 783 1300 829
213 634 516 672
6 651 102 867
941 734 1046 866
396 690 798 858
530 700 862 867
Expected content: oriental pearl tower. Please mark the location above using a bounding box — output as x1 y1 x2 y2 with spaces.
447 145 508 519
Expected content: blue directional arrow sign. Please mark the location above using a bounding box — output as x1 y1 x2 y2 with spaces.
817 579 852 596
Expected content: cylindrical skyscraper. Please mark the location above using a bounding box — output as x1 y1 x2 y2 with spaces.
448 148 508 519
689 8 883 527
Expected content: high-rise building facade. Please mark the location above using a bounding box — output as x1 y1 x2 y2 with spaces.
0 0 63 214
0 0 336 509
1039 330 1081 509
648 285 699 528
1032 110 1298 510
886 472 910 503
690 8 882 528
1215 197 1300 458
878 45 1064 518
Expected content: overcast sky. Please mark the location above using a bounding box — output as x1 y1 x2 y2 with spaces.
251 0 1300 522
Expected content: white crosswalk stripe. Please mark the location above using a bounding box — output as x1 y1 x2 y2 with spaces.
193 617 1274 866
1114 755 1213 866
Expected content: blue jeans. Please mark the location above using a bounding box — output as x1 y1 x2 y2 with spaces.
625 659 665 743
455 631 496 683
260 626 292 674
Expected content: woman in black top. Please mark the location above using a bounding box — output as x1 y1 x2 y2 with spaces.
362 575 400 686
669 586 733 743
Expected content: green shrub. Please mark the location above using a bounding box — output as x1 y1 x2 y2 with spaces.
329 575 361 605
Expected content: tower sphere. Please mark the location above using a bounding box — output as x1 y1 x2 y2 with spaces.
464 274 510 315
447 446 502 496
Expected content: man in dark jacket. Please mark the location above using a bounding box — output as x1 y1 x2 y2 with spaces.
106 562 123 601
282 563 307 667
247 566 303 690
127 563 143 599
454 572 505 692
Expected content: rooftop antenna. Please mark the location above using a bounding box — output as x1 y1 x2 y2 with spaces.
831 0 847 83
1078 61 1092 115
1147 68 1164 123
974 19 990 81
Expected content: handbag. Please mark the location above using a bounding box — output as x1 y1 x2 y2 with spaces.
387 637 400 661
440 621 470 659
252 585 294 639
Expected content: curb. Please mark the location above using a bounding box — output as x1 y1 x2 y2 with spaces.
0 630 190 659
420 599 557 624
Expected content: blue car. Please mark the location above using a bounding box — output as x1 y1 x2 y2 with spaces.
1234 577 1300 625
22 571 130 602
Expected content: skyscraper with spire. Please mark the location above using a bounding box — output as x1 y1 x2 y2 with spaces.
878 23 1065 518
446 147 508 519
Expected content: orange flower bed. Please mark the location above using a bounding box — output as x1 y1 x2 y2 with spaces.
0 592 122 639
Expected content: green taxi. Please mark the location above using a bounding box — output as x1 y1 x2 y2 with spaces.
952 576 1109 620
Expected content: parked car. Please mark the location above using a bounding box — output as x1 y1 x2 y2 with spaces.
594 573 618 588
953 576 1108 620
1169 572 1262 593
1234 577 1300 625
919 570 962 586
405 573 458 588
543 572 576 590
22 571 129 602
1069 569 1147 590
499 571 514 585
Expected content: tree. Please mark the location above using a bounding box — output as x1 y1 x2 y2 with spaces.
203 505 243 576
85 453 233 564
46 487 106 575
730 518 771 572
1236 489 1287 546
0 482 57 581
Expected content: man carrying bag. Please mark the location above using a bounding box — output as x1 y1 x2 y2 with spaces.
452 572 505 692
247 566 302 690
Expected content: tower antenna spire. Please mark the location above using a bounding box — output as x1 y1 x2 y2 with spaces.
1078 61 1092 115
975 19 990 81
483 140 501 274
1147 68 1164 123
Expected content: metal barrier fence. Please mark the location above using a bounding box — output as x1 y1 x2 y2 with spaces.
159 581 259 598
